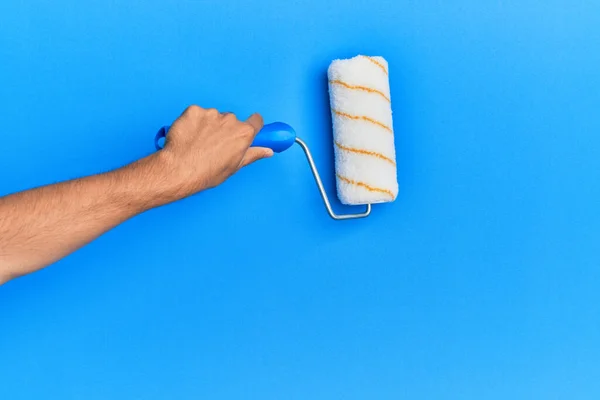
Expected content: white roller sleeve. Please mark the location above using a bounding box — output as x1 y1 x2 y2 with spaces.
328 55 398 205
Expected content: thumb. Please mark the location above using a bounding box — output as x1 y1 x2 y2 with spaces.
240 147 274 168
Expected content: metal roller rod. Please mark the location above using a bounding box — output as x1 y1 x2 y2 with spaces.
295 137 371 220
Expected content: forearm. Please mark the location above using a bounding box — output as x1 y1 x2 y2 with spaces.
0 106 268 285
0 153 172 283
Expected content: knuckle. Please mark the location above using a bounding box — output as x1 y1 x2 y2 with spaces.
185 104 202 116
205 108 219 118
223 113 237 124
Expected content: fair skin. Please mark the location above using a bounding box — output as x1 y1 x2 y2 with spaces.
0 105 273 285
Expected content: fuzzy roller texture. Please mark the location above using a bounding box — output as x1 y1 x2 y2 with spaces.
328 55 398 205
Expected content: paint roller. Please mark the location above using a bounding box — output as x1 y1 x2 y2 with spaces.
155 55 398 219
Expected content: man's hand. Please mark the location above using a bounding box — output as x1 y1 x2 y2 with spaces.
0 106 272 284
154 106 273 203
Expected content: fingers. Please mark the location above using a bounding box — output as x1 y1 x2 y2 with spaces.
239 113 271 168
239 147 274 168
244 113 264 137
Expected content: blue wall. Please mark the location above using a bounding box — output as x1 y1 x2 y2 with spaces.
1 1 599 399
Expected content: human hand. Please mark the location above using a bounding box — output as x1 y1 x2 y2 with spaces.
0 105 273 282
150 105 273 203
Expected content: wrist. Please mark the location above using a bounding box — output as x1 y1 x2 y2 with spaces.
132 151 206 208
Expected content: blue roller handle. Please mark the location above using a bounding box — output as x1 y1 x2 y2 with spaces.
154 121 296 153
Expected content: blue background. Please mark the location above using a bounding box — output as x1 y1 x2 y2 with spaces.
1 1 599 399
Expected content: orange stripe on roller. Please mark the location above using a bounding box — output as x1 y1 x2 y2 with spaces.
337 174 395 199
333 110 393 134
335 141 395 166
329 80 390 102
362 56 388 75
